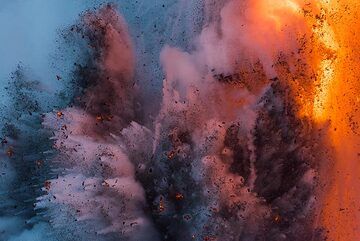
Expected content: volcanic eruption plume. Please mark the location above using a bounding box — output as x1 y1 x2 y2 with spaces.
0 1 359 241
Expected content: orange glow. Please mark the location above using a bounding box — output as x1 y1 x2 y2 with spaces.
312 0 339 121
302 1 360 240
318 1 360 240
247 1 360 239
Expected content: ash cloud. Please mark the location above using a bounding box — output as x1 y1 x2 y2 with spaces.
39 5 158 241
0 66 58 241
140 0 328 240
41 1 327 240
0 1 333 241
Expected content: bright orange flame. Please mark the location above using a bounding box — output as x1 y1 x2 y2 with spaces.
312 1 339 121
253 1 360 239
310 1 360 240
224 0 360 237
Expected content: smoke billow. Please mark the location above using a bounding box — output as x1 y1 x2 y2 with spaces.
147 1 327 239
36 5 158 241
39 2 328 240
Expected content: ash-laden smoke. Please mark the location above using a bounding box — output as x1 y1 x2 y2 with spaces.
148 0 328 237
37 2 331 241
37 5 158 241
0 64 64 241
